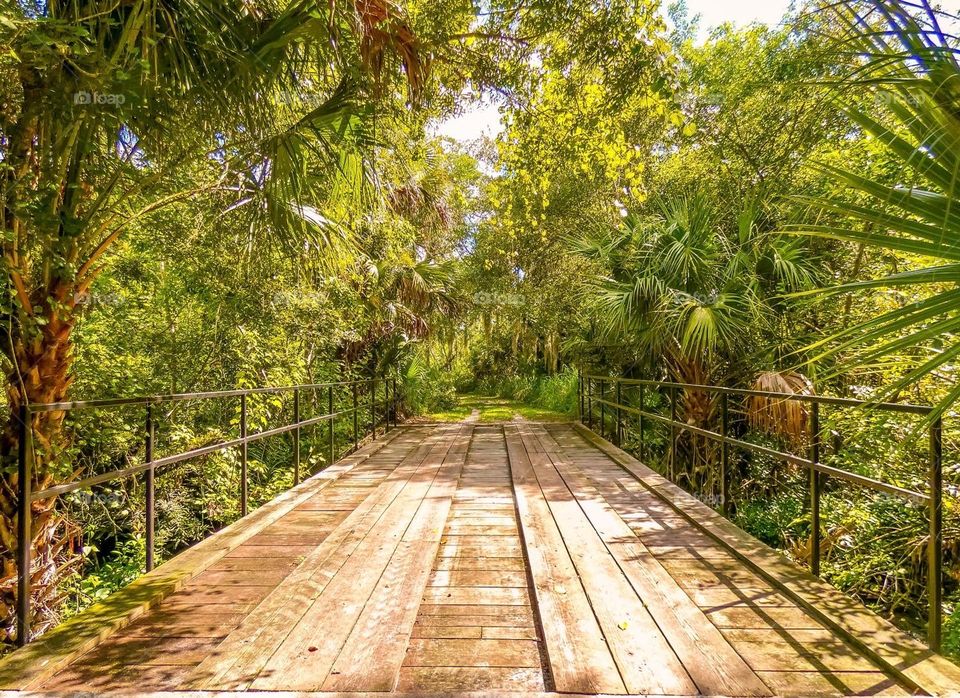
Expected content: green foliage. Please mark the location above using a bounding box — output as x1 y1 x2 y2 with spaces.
571 196 817 375
471 369 579 416
945 605 960 658
61 539 146 620
422 395 569 423
402 352 459 414
734 494 806 550
789 1 960 417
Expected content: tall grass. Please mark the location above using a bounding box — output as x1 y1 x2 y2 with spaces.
472 368 579 415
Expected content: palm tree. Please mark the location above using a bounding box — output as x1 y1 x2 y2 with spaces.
343 256 461 367
0 0 425 643
571 195 815 487
789 0 960 416
572 196 813 378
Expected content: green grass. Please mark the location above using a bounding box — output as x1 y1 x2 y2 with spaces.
420 394 569 423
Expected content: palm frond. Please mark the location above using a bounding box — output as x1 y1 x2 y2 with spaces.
790 0 960 416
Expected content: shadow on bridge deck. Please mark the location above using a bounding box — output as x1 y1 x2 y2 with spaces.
2 421 959 697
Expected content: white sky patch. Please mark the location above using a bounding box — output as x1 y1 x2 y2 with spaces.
680 0 794 36
429 99 504 141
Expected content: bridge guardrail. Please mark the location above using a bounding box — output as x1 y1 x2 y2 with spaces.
15 376 399 647
578 372 944 650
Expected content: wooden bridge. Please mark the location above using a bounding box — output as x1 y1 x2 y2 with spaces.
2 419 959 696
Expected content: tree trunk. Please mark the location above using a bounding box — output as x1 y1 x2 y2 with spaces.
0 290 78 645
665 349 715 493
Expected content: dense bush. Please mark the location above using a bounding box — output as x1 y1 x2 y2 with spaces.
470 368 579 416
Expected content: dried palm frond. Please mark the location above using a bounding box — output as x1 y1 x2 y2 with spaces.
354 0 428 101
747 371 814 446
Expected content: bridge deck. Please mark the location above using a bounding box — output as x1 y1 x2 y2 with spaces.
4 421 959 696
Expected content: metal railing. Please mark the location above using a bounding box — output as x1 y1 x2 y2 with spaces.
15 376 399 646
578 372 944 650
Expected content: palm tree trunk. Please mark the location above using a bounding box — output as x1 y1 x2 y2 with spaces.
0 289 78 645
665 347 716 492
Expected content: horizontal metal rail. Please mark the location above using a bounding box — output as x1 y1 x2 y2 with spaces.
589 398 928 504
578 372 944 650
16 377 399 647
32 407 361 501
27 379 381 413
584 374 934 415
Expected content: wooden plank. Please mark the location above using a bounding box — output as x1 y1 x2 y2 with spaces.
504 424 626 695
0 425 412 691
429 569 528 587
645 544 739 560
247 425 466 691
187 425 456 689
158 598 260 614
658 559 769 588
444 523 518 536
515 424 695 696
528 425 768 696
123 613 244 638
687 586 796 608
322 426 474 691
437 540 523 557
123 605 245 622
40 663 192 692
710 606 828 633
403 638 542 667
756 670 909 696
410 625 483 639
207 557 302 572
185 569 289 587
395 666 546 692
482 626 539 640
446 515 518 525
572 422 960 696
224 544 313 559
71 636 223 667
434 556 526 572
726 635 883 673
421 586 529 605
416 604 535 622
269 510 346 525
241 532 335 546
448 508 516 517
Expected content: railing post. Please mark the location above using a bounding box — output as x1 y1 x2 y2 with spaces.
393 378 398 427
240 394 248 517
577 368 583 423
353 383 359 451
145 403 155 572
928 415 943 650
16 404 32 647
670 386 678 481
720 393 729 517
587 378 593 429
809 402 821 577
371 379 377 439
600 379 606 439
385 380 391 433
615 380 622 446
328 385 335 466
293 388 301 486
638 383 645 462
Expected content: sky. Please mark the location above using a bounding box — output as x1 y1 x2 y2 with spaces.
431 0 795 142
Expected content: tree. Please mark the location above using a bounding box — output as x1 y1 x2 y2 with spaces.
0 0 424 643
570 194 815 487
